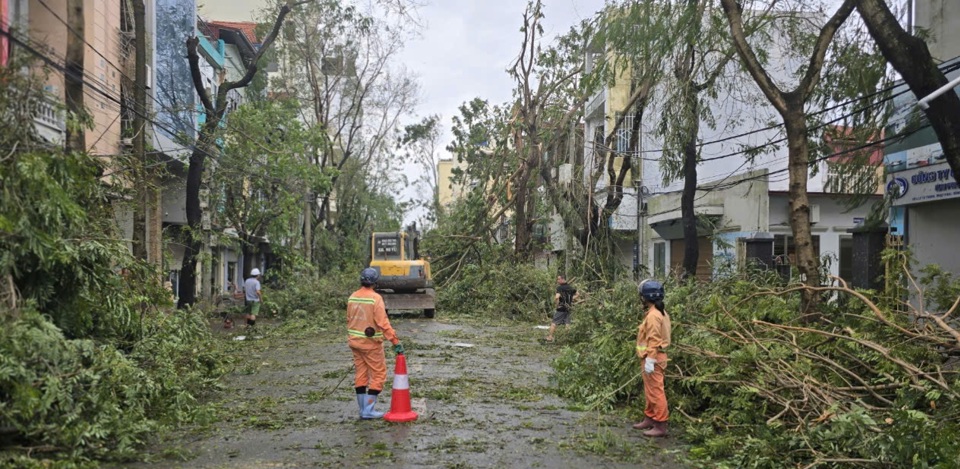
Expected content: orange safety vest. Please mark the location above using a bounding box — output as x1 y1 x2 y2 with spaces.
636 306 671 360
346 287 398 348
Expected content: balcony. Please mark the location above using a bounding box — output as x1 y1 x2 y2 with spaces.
34 92 66 144
584 89 605 121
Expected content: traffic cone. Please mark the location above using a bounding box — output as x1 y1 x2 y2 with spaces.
384 353 418 423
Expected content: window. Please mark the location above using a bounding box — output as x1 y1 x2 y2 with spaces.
825 163 879 194
615 112 634 154
374 235 402 260
227 261 237 291
654 242 666 277
773 234 820 265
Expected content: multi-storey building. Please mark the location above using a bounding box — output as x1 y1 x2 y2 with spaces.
884 0 960 278
579 10 881 282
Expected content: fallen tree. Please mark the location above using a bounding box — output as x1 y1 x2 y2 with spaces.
554 262 960 467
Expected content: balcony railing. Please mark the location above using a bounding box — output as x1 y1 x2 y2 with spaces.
33 92 66 144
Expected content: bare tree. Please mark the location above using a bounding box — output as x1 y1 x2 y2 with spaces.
400 115 443 226
178 1 296 307
274 0 418 266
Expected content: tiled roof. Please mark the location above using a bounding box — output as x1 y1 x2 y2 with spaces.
207 21 259 45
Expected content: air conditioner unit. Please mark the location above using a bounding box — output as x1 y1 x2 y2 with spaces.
121 137 133 147
810 204 820 224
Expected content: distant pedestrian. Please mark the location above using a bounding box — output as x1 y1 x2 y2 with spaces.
632 279 671 437
243 268 262 328
545 275 578 342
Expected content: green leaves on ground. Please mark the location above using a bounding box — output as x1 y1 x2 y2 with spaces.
553 273 960 467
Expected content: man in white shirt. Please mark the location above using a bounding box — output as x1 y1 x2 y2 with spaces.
243 268 263 328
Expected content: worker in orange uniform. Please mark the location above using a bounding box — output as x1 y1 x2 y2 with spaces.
348 268 403 419
632 279 671 437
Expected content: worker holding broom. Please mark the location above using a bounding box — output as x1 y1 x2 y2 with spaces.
347 268 404 419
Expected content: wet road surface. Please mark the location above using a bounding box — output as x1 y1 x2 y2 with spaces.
126 316 687 468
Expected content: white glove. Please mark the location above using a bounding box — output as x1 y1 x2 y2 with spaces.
644 357 656 374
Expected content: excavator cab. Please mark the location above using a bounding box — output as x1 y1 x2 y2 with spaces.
369 224 436 318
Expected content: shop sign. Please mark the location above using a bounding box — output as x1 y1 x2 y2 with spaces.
888 162 960 206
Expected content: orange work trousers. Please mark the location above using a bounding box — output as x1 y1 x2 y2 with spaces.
642 351 669 422
351 343 387 391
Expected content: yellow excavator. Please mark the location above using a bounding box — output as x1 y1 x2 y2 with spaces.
368 223 436 318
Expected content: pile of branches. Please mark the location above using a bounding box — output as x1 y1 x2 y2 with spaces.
553 265 960 467
668 271 960 467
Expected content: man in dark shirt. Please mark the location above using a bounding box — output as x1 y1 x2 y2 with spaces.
546 275 578 342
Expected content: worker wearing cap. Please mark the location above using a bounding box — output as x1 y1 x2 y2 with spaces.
348 268 403 419
243 268 262 328
633 279 671 437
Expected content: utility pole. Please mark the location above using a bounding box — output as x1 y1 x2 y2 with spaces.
132 0 162 266
65 0 85 153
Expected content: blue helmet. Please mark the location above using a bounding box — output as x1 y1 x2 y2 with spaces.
639 279 665 302
360 267 380 286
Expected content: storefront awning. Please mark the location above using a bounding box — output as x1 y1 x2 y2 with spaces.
649 205 724 240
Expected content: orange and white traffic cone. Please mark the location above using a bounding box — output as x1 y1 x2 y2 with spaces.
384 353 418 423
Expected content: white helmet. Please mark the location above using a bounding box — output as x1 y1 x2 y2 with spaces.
250 268 261 277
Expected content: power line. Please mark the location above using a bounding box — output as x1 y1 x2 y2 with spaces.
594 59 960 160
0 27 217 163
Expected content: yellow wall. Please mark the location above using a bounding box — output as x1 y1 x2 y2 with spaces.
437 158 468 207
29 0 123 157
602 55 635 188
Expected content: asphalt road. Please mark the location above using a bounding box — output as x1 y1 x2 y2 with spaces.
123 315 687 468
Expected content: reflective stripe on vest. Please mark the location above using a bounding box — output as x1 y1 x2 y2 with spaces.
348 297 376 305
348 328 384 338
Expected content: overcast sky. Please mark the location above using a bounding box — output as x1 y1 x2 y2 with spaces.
394 0 606 223
396 0 604 148
203 0 608 224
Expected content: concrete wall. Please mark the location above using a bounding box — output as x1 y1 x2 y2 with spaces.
643 170 770 277
199 0 269 21
162 175 187 224
907 199 960 276
768 193 879 279
915 0 960 63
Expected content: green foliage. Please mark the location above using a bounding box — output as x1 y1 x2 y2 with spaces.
553 273 960 467
264 270 355 320
917 263 960 312
213 98 332 267
0 59 227 466
437 261 554 322
0 308 226 465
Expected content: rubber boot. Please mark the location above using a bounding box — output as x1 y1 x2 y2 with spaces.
632 417 655 430
360 394 384 419
356 394 366 418
642 421 668 437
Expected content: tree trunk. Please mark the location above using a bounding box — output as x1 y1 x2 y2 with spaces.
784 108 820 314
680 102 700 279
513 166 530 258
178 127 215 308
857 0 960 185
303 195 312 262
65 0 85 153
242 232 256 279
132 0 148 261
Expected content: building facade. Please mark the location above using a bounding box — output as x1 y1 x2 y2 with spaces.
582 10 881 283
